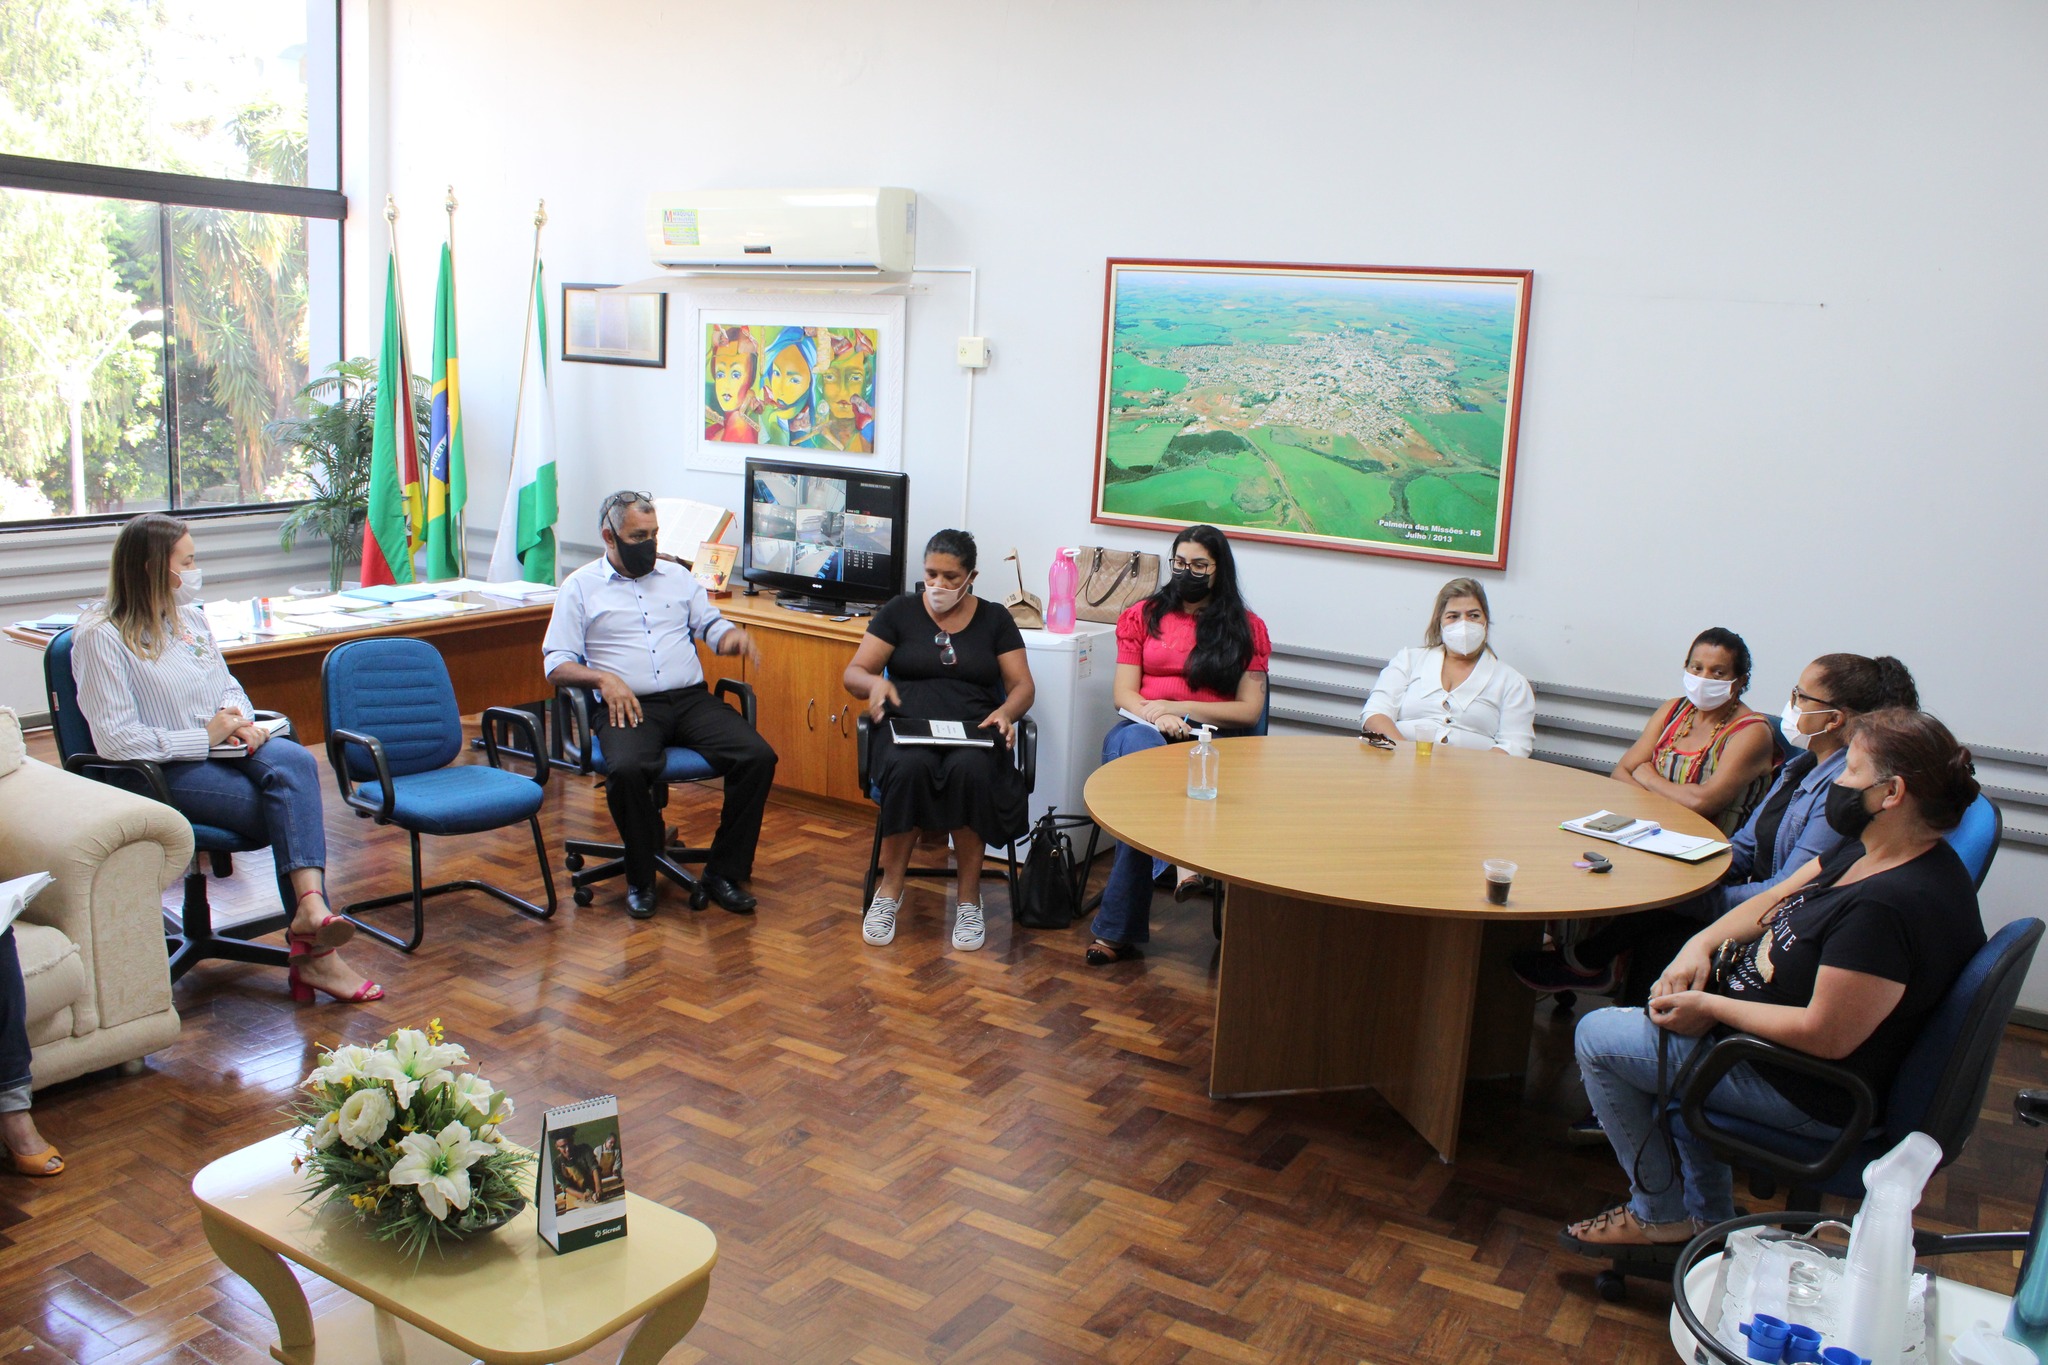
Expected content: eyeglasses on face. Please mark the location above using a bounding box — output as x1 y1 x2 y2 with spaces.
933 629 957 666
1170 557 1214 575
1789 686 1839 711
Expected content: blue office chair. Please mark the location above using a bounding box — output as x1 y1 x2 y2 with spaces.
321 637 555 952
1592 916 2044 1300
552 678 758 909
43 628 291 981
1945 792 2002 890
854 712 1038 912
1077 676 1271 938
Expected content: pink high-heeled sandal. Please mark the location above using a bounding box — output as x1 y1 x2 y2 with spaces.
286 937 383 1005
289 889 355 951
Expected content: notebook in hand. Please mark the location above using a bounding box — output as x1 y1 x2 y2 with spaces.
888 718 997 748
209 713 292 757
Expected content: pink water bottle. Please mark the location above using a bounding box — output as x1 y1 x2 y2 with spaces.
1046 548 1078 634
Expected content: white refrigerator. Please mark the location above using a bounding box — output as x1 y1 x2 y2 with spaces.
1017 622 1117 845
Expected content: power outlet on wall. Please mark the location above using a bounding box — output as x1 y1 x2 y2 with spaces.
956 336 990 368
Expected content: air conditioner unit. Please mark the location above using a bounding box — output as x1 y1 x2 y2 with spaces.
647 188 916 274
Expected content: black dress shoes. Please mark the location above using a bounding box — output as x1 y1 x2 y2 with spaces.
625 884 657 919
699 873 756 915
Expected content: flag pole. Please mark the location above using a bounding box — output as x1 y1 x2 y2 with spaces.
444 185 462 569
503 199 547 487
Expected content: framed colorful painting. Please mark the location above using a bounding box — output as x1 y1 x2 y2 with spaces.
1091 259 1533 569
680 292 906 474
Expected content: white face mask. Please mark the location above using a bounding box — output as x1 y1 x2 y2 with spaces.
1440 620 1486 657
925 579 969 613
1683 672 1735 710
173 565 202 604
1780 698 1839 752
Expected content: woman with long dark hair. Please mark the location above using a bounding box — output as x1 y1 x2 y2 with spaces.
71 514 382 1004
1086 525 1269 966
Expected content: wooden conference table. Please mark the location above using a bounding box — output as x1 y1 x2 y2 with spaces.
1083 735 1729 1162
6 593 554 746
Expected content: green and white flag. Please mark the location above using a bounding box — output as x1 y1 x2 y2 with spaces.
488 262 558 584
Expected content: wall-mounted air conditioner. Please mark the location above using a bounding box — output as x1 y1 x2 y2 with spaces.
646 188 916 274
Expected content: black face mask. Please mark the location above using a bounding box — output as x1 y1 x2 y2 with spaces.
1172 568 1213 603
1824 779 1883 841
613 537 659 579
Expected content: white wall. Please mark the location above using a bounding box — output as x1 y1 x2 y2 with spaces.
361 0 2048 993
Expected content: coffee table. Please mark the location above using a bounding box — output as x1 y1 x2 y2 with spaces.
1084 735 1729 1161
192 1132 718 1364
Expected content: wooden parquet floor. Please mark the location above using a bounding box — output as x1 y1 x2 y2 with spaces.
2 727 2042 1364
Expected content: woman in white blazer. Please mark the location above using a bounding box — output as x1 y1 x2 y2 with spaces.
1360 577 1536 757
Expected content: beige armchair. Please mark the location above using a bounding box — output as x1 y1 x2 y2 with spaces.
0 747 189 1088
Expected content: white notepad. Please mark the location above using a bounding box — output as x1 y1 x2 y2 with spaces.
1561 810 1730 863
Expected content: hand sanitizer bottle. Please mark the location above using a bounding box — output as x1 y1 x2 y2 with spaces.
1838 1131 1943 1365
1187 724 1218 800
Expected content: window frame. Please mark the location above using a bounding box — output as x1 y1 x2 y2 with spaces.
0 1 347 532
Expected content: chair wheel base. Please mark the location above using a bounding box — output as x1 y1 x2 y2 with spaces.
1554 990 1578 1014
565 852 585 872
689 886 709 911
1594 1270 1627 1302
573 887 594 907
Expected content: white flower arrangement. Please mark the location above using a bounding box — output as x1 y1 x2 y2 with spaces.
291 1020 532 1258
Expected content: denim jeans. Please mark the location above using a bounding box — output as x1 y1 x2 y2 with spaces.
1091 720 1172 945
0 928 31 1113
160 737 328 916
1575 1005 1839 1225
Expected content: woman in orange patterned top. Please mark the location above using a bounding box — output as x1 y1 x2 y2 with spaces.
1611 627 1778 836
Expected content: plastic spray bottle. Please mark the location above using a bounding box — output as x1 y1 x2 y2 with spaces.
1046 548 1078 634
1187 724 1218 801
1838 1131 1943 1365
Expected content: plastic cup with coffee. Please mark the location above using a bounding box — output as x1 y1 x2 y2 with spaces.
1482 859 1517 905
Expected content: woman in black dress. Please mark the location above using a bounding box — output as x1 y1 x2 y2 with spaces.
843 530 1035 951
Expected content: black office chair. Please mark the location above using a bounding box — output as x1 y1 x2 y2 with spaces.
552 679 758 909
1592 916 2044 1300
854 713 1038 913
43 627 291 981
1077 681 1271 940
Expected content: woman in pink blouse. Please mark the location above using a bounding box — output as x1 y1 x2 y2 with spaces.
1087 525 1270 965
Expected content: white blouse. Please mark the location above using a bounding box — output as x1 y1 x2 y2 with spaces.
72 605 253 762
1360 646 1536 757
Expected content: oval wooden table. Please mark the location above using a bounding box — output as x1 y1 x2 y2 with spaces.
1084 735 1731 1162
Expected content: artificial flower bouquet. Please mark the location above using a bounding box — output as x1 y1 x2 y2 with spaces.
290 1020 532 1258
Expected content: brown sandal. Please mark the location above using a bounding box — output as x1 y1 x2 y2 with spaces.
7 1145 63 1177
1085 939 1140 966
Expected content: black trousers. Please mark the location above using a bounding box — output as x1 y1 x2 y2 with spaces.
597 684 778 889
0 928 30 1103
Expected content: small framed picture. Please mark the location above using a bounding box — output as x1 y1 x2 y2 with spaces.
561 283 667 367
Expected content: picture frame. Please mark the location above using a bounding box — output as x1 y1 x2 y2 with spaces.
561 283 667 367
679 291 907 474
1091 258 1533 570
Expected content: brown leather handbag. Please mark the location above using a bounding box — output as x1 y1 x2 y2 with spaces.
1074 546 1160 624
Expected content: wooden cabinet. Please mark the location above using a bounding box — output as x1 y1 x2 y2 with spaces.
696 594 869 809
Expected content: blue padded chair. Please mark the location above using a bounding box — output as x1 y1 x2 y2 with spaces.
854 712 1038 913
1945 793 2002 891
551 679 758 910
43 628 291 981
321 637 555 952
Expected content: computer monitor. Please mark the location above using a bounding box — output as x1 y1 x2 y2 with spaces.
741 457 908 612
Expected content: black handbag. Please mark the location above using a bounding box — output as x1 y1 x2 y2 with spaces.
1015 810 1090 929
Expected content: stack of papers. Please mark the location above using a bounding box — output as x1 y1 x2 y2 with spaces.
13 613 77 632
422 577 495 597
479 580 558 601
379 599 481 619
249 622 317 639
273 594 375 617
342 583 437 604
1561 811 1730 863
0 871 53 933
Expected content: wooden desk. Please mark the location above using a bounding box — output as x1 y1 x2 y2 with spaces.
7 595 554 746
1083 735 1729 1161
193 1132 718 1365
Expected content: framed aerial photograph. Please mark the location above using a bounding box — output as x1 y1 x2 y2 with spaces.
679 291 906 474
1091 258 1533 569
561 283 667 367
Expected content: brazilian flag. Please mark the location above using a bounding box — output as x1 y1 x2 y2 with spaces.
423 242 466 580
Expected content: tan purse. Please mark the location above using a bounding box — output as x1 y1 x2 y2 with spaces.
1002 548 1045 630
1074 546 1161 624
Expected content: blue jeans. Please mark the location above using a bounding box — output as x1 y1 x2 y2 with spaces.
1091 720 1172 945
160 737 328 916
1575 1006 1839 1225
0 928 29 1113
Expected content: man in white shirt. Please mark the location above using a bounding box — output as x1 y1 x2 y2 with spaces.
543 493 774 918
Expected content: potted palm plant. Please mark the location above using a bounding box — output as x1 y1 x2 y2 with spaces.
267 358 432 592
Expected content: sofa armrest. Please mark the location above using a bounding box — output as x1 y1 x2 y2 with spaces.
0 756 192 1033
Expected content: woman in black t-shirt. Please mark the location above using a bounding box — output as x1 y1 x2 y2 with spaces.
1561 708 1985 1254
843 530 1035 953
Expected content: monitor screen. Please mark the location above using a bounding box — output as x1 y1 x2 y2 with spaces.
743 458 907 605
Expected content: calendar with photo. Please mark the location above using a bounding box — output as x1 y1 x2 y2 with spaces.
535 1096 628 1253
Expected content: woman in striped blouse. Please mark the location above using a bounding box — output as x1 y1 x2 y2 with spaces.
72 515 382 1005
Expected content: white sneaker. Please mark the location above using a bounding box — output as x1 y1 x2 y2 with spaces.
862 896 900 946
952 901 986 952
